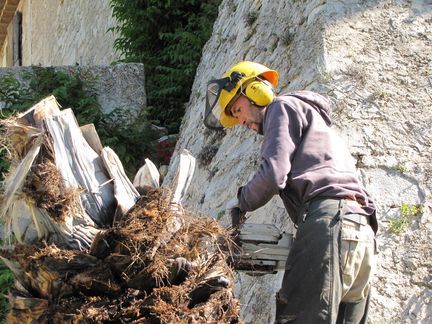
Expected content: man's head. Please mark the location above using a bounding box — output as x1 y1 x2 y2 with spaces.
228 94 266 134
204 61 278 130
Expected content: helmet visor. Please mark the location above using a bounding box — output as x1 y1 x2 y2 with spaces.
204 77 230 129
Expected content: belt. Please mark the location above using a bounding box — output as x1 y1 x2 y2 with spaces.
342 199 370 225
344 199 362 208
301 197 370 226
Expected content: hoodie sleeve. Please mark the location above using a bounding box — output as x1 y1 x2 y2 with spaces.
238 99 304 212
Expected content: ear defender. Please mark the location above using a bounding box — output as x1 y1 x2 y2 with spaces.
244 79 275 107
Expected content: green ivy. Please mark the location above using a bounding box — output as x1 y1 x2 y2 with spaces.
110 0 221 133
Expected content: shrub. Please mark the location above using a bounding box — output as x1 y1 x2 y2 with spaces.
110 0 221 133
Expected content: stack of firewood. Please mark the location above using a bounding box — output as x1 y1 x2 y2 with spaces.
0 96 240 323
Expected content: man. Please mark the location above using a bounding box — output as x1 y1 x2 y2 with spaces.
204 61 378 323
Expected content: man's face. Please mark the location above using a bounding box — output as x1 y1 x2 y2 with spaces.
230 95 265 133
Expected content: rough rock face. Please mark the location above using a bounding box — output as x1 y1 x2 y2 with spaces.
164 0 432 323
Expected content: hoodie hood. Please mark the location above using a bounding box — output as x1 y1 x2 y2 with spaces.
284 90 333 126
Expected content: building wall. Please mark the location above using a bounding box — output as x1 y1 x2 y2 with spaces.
0 0 121 67
1 21 13 66
0 63 146 116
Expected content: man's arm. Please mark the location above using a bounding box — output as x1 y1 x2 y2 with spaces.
238 100 304 212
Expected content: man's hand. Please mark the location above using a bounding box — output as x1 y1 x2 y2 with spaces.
225 197 246 227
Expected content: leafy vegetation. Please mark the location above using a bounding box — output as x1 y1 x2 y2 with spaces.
97 107 158 175
388 203 424 234
0 245 14 321
392 162 406 173
0 68 158 179
110 0 221 133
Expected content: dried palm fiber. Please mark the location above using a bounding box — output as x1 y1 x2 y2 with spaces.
0 187 240 323
0 95 240 322
0 96 136 249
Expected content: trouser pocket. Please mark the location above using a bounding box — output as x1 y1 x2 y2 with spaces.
340 217 375 302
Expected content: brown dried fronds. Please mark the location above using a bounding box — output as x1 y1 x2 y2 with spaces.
0 117 42 162
0 244 38 269
189 289 241 323
3 185 241 322
113 188 178 260
189 253 233 285
146 285 191 322
120 187 173 226
23 159 78 222
30 242 77 261
163 212 232 262
141 253 170 287
90 229 130 259
49 295 115 322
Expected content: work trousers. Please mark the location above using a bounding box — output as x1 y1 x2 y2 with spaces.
275 199 376 324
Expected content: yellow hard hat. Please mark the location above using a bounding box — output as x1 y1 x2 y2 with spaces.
204 61 279 129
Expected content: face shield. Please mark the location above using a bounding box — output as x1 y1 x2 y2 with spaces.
204 71 245 130
204 77 231 130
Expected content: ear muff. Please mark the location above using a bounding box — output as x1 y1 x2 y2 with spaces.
243 80 274 107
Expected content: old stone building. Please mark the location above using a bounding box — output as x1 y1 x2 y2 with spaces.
0 1 144 119
0 0 120 67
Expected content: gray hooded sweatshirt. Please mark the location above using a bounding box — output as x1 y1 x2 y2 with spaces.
238 90 377 232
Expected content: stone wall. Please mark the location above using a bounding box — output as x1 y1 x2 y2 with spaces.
0 63 145 116
165 0 432 323
1 0 120 67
